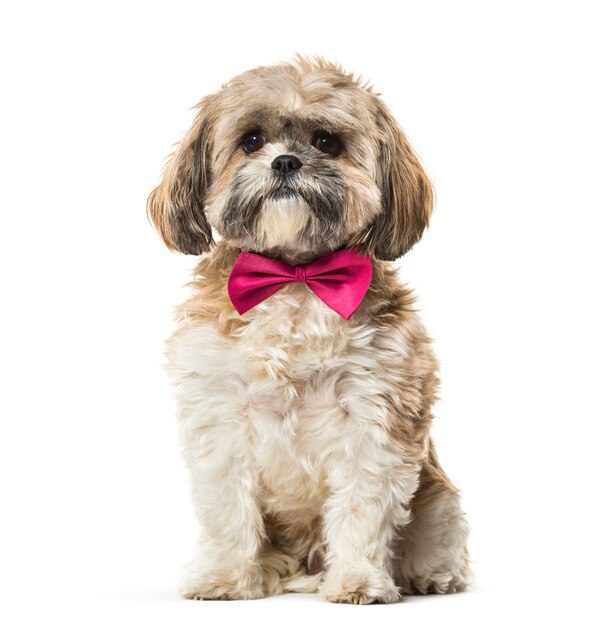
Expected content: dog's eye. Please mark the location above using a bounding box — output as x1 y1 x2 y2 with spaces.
242 132 265 153
312 131 342 156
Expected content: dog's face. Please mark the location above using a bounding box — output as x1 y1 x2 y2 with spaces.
148 56 433 262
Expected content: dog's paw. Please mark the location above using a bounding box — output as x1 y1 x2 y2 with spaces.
179 560 264 601
320 563 401 604
404 571 470 595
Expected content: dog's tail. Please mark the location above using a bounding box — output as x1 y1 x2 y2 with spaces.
261 547 322 595
281 572 322 593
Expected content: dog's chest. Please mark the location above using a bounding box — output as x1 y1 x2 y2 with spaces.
172 283 382 514
237 283 358 379
233 285 376 509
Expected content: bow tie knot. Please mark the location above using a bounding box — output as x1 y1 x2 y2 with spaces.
294 264 307 283
227 247 373 320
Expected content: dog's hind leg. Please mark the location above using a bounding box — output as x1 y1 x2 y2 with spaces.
393 438 471 594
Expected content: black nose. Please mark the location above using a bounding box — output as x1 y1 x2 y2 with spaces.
271 154 302 175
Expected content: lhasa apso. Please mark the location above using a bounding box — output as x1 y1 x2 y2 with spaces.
148 54 470 604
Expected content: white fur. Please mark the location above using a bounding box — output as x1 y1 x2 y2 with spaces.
258 195 312 247
167 283 437 602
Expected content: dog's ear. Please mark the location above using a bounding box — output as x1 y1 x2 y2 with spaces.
360 98 434 261
147 96 217 255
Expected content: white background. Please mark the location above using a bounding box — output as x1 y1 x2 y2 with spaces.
1 1 600 624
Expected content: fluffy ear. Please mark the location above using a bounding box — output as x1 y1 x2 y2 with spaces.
360 99 434 260
147 96 217 255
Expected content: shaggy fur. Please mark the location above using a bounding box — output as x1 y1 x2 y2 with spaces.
148 54 470 604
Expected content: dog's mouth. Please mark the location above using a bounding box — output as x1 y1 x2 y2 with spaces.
267 173 305 199
268 182 301 200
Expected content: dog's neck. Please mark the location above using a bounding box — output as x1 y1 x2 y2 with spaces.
238 244 338 265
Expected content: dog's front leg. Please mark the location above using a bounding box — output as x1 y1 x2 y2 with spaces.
177 410 266 600
319 425 419 604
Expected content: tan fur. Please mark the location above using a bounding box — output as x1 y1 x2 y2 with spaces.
149 54 470 604
176 243 244 337
148 54 432 262
147 94 220 254
350 99 434 259
395 440 470 594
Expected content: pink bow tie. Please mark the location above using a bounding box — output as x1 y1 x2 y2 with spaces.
227 248 373 320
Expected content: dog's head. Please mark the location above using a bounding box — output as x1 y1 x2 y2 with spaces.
148 55 433 262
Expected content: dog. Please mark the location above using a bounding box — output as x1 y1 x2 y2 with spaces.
147 54 470 604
